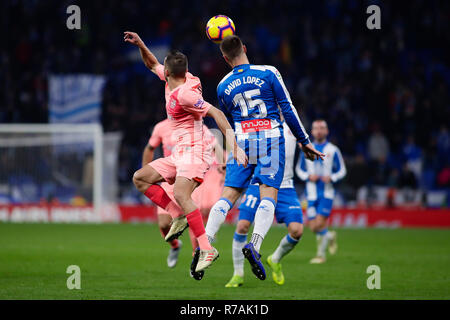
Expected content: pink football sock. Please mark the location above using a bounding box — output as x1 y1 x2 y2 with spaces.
188 227 199 254
144 185 183 218
186 208 212 250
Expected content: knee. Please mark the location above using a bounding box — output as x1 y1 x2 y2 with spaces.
133 170 152 193
288 222 303 240
290 228 303 240
288 223 303 240
309 220 321 233
309 223 319 233
236 221 250 234
132 171 143 188
222 187 243 204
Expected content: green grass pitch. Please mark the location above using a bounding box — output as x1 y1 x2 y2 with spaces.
0 223 449 299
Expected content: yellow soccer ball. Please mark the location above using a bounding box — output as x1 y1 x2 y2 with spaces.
206 15 236 44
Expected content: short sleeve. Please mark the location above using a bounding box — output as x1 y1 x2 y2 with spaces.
148 123 162 148
155 64 166 81
179 89 211 118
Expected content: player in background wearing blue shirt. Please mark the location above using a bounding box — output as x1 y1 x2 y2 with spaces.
296 120 346 264
225 123 304 287
197 35 324 281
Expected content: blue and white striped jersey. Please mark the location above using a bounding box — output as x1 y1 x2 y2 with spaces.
296 141 346 200
248 122 298 189
217 64 310 145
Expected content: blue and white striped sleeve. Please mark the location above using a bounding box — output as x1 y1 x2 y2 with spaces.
267 66 310 146
295 152 309 181
331 147 347 183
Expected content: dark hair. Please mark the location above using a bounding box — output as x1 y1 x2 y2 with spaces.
313 119 328 126
220 35 244 60
164 50 188 78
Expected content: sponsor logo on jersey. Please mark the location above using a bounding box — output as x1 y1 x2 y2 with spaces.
194 99 205 109
241 118 272 133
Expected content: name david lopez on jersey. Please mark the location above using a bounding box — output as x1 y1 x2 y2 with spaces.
224 76 265 95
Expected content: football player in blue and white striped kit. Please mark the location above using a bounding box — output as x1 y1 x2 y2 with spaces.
296 120 346 264
198 35 324 281
225 123 304 287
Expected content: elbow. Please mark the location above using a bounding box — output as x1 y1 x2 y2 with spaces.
214 108 225 118
208 106 223 120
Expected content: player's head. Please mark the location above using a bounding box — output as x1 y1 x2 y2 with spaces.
164 50 188 79
220 35 247 67
311 119 329 142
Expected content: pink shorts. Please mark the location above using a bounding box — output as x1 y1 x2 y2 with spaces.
153 160 222 215
149 150 211 186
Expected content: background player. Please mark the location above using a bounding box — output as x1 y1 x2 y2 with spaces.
296 119 346 264
143 118 224 269
142 118 182 268
125 31 247 272
225 123 304 287
203 35 324 280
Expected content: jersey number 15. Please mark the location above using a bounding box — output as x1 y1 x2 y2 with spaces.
232 89 267 118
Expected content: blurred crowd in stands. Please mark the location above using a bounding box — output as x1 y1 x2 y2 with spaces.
1 0 449 205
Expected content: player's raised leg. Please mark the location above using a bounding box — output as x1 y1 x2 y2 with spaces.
132 164 185 222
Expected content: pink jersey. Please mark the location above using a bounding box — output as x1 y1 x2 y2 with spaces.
155 65 212 153
148 118 216 159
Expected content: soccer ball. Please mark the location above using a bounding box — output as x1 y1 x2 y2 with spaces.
206 15 236 44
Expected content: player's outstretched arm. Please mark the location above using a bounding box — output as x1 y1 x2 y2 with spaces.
123 31 162 74
206 106 248 167
268 66 325 161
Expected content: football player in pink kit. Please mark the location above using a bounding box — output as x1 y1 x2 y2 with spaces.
143 118 225 270
125 31 247 272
